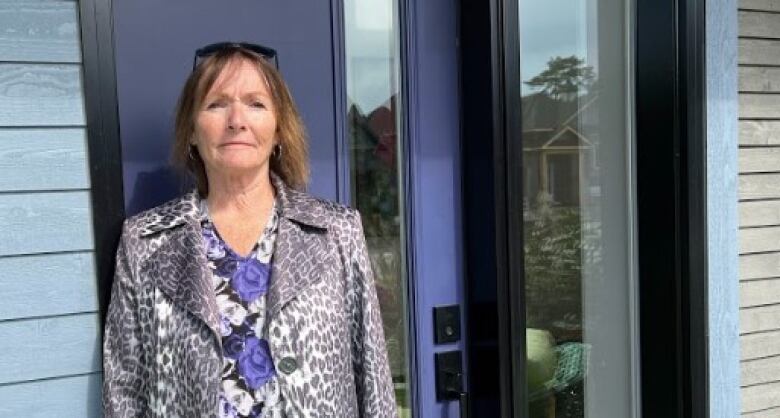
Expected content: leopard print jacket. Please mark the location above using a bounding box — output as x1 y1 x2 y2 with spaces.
103 175 398 417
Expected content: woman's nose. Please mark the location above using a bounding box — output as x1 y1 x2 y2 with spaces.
227 104 247 131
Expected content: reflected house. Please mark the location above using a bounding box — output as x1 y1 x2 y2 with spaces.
521 92 598 214
347 96 400 236
346 97 407 382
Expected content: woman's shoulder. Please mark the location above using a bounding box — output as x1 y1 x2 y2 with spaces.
121 190 200 238
281 186 361 232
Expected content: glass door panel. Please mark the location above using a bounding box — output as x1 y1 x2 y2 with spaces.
518 0 637 416
344 1 411 416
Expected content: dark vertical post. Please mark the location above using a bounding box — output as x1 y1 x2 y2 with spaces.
636 0 708 415
78 0 126 327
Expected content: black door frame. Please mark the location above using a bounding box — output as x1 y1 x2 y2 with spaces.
460 0 709 416
79 0 125 326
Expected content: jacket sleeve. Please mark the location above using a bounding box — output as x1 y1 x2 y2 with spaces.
348 209 399 418
103 223 149 417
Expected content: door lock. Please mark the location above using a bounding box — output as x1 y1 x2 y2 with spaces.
435 350 470 418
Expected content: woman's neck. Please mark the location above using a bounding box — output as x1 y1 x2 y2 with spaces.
205 168 275 217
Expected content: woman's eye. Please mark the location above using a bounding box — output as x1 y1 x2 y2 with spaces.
206 101 226 109
251 101 266 109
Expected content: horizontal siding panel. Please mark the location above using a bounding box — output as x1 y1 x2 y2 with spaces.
741 278 780 307
743 330 780 360
740 147 780 173
741 121 780 145
740 200 780 227
742 355 780 386
0 373 101 418
742 304 780 333
740 94 780 119
0 128 89 191
0 1 81 63
740 66 780 93
741 252 780 280
0 63 85 126
743 381 780 413
741 0 780 12
740 173 780 200
740 38 780 66
0 252 96 320
744 407 780 418
740 11 780 39
741 226 780 253
0 190 93 256
0 313 101 385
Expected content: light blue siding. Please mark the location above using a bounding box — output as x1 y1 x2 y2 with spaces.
0 252 97 321
0 373 102 418
708 0 740 416
0 1 81 63
0 191 94 256
0 128 90 191
0 64 85 126
0 313 101 385
0 1 102 415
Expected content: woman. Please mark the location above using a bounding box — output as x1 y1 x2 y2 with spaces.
102 42 397 418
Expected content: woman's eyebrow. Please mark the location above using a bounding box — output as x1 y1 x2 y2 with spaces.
205 91 270 100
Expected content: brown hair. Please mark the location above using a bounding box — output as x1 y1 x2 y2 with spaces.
172 47 309 196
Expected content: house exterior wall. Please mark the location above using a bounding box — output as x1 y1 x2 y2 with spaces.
0 1 746 416
738 0 780 415
0 1 102 416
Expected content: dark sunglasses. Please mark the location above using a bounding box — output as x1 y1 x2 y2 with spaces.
192 42 279 71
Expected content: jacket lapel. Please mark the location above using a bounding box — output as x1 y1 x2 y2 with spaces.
134 175 335 340
137 192 222 346
267 174 335 320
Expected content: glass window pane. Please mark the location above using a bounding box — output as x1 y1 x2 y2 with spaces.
519 0 636 416
344 1 411 416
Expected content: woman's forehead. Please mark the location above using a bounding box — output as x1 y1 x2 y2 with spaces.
206 58 271 95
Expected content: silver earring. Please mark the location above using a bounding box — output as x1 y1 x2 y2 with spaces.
188 145 196 160
274 143 282 159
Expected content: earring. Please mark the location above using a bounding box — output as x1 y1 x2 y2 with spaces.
188 145 196 160
273 143 283 159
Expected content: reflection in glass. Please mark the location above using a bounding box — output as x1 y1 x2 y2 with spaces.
519 0 635 417
344 1 411 416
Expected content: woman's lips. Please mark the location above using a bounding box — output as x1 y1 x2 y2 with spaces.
220 141 253 148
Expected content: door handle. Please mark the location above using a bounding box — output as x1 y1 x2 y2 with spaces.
444 370 470 418
435 351 469 418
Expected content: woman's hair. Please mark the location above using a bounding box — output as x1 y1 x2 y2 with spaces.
172 47 309 196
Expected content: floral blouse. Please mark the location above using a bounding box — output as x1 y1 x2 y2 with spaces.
200 199 285 418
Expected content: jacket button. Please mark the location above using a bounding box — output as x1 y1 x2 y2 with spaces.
277 356 298 375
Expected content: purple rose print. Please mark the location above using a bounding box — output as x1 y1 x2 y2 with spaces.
219 395 239 418
222 333 245 360
238 337 276 389
249 403 266 418
215 254 239 277
232 259 270 302
219 316 232 336
203 227 226 259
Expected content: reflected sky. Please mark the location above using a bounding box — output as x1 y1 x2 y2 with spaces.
346 0 591 107
345 0 397 112
520 0 590 91
519 0 597 90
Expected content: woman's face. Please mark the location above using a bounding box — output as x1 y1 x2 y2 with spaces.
193 59 277 180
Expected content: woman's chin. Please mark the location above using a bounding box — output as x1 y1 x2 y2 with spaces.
211 159 269 177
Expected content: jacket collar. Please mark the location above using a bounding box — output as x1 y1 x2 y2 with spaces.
137 172 333 345
138 172 328 237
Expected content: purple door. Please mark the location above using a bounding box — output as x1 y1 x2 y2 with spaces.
113 1 465 417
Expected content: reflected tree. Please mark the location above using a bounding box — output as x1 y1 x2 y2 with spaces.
524 55 595 100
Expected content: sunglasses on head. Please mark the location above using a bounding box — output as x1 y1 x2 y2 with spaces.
192 42 279 71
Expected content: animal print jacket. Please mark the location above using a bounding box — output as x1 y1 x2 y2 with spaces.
103 175 398 417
